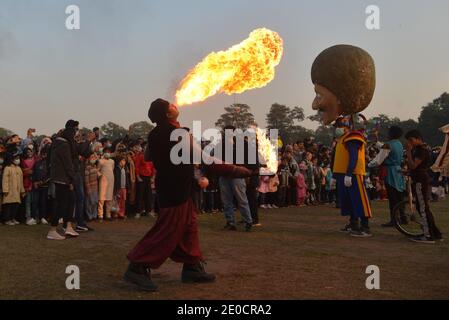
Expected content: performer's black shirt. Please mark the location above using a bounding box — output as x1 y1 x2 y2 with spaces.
146 124 194 208
410 144 431 184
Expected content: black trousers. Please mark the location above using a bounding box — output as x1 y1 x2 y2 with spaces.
136 176 153 213
246 187 259 224
52 183 75 227
2 203 20 222
412 181 443 240
385 183 405 222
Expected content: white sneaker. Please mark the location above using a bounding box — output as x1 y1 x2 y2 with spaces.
266 205 273 209
12 219 20 225
5 220 15 226
135 213 141 219
260 205 267 209
65 228 80 237
26 218 37 226
271 205 279 209
58 218 63 224
47 230 66 241
40 218 49 225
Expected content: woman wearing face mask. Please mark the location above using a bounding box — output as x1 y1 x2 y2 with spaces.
2 153 26 225
97 148 115 221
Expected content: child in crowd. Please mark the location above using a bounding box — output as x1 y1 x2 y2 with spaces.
22 147 37 225
203 172 219 214
258 175 270 209
267 173 280 209
319 162 330 203
325 165 335 204
32 146 50 224
0 149 5 218
84 154 99 221
297 163 307 206
304 152 316 205
2 154 25 225
98 148 115 221
114 156 130 219
277 158 289 207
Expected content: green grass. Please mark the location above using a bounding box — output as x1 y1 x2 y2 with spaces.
1 199 449 300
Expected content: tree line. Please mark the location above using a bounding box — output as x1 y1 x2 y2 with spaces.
214 92 449 147
2 92 448 147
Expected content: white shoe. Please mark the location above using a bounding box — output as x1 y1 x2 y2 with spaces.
47 230 66 241
58 218 63 224
260 205 267 209
12 219 20 225
266 205 273 209
40 218 49 225
135 213 141 219
5 220 15 226
26 218 37 226
271 205 279 209
64 225 80 237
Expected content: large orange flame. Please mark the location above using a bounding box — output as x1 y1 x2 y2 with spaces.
256 128 279 174
176 28 284 106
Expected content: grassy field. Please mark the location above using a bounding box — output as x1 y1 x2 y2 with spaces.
1 199 448 300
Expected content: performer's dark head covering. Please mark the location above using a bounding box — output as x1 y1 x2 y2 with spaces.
311 45 376 115
148 99 170 125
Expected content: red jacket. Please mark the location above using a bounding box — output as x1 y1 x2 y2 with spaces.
134 152 155 178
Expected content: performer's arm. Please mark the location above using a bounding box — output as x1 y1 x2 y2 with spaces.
346 140 363 175
406 144 424 170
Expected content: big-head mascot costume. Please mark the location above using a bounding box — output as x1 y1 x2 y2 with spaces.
311 45 376 237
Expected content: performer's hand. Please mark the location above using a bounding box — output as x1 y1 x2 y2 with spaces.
198 177 209 189
344 175 353 188
405 142 413 152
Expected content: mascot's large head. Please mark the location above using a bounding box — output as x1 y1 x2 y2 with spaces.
311 45 376 125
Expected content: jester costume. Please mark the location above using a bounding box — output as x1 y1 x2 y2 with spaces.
311 44 376 236
333 121 372 231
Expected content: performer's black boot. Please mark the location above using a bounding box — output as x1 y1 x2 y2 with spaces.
182 262 216 283
124 263 158 292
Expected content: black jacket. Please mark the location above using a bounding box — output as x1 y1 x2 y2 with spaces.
146 124 194 208
114 164 130 193
50 137 76 185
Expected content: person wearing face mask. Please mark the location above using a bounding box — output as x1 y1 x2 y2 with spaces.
32 146 51 225
133 142 155 219
21 147 38 226
98 147 115 221
2 153 26 226
47 125 80 240
332 117 372 237
84 154 99 221
311 45 375 238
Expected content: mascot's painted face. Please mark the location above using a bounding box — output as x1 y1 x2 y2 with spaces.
311 45 376 126
312 84 342 125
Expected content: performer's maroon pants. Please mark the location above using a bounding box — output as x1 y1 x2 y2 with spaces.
127 199 203 269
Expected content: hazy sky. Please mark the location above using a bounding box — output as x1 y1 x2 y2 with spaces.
1 0 448 136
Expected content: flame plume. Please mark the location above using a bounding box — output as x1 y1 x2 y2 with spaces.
176 28 284 106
